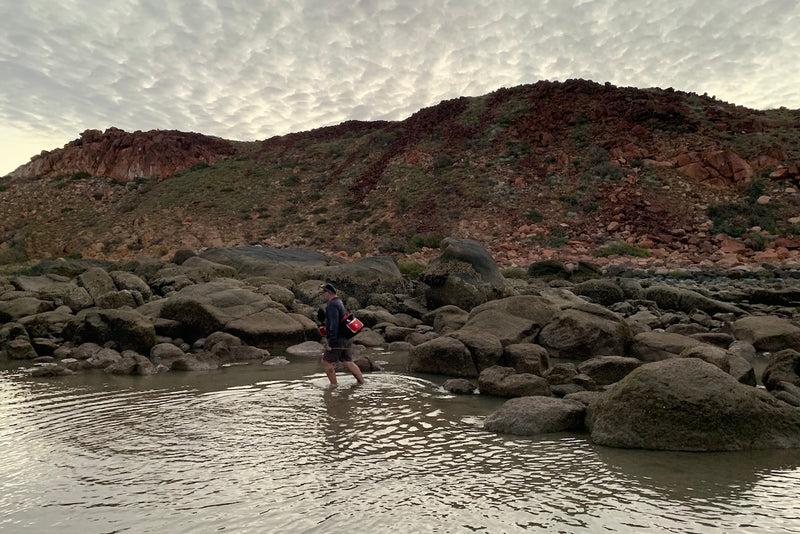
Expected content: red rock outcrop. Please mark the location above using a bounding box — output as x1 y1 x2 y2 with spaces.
675 147 754 187
10 127 236 182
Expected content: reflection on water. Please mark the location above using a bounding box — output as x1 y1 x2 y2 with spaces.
1 350 799 534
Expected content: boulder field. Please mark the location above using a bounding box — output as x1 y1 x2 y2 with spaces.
2 238 800 451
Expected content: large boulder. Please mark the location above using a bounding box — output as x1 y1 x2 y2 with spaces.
761 349 800 391
424 305 470 333
421 239 505 310
644 285 745 315
158 280 316 345
631 331 703 362
18 308 75 338
538 309 632 359
461 309 538 347
78 267 117 302
478 366 551 397
587 358 800 451
732 316 800 352
468 295 559 329
4 338 38 359
503 343 550 375
0 297 53 322
448 329 503 371
317 256 405 301
572 279 626 306
109 271 153 301
577 356 641 386
407 336 477 377
198 246 330 278
105 351 157 375
484 396 586 435
679 344 756 385
66 308 157 355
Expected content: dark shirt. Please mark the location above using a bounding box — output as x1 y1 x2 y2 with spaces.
325 297 347 343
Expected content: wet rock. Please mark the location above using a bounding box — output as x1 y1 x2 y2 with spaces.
503 343 550 375
424 305 469 334
478 365 551 397
461 309 538 347
644 285 745 315
443 378 477 394
5 338 38 359
286 341 324 357
388 341 413 352
732 316 800 352
484 396 585 436
773 382 800 407
105 351 156 375
149 342 187 367
78 267 117 303
0 297 53 322
19 308 75 338
539 309 631 359
85 348 123 369
448 328 504 371
407 336 477 377
577 356 642 386
679 345 732 373
631 331 703 362
761 349 800 391
263 356 290 366
67 307 157 355
109 270 153 301
587 358 800 451
572 279 626 306
543 362 578 385
30 363 75 377
158 280 315 345
527 259 571 280
171 353 219 371
469 295 559 328
690 332 734 348
352 329 386 348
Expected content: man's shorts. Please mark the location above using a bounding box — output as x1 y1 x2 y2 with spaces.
323 338 353 363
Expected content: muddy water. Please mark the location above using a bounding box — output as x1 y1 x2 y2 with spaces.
1 349 798 533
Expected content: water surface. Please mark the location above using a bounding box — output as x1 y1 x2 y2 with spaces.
1 350 798 533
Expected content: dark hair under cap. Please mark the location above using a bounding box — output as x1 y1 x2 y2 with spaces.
321 282 337 294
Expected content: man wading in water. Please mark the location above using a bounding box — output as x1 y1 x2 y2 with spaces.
320 283 364 386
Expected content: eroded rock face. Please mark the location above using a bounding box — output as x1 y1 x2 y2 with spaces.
587 358 800 451
10 127 236 182
675 147 754 187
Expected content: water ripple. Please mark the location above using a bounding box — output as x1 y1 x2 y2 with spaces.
1 365 799 533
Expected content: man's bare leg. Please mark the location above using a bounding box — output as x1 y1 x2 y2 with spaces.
321 358 338 385
343 361 365 384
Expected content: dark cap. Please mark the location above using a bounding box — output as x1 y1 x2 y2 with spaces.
320 282 337 294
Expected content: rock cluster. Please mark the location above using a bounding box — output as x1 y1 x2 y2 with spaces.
2 239 800 451
10 127 235 182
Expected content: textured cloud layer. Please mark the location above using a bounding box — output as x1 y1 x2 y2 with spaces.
1 0 799 174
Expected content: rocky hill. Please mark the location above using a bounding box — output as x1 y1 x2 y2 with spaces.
3 79 800 270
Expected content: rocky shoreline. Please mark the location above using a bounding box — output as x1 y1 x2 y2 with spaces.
2 239 799 451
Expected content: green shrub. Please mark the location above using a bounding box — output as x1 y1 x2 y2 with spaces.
397 259 426 278
594 242 650 258
501 267 528 279
707 202 777 237
408 233 444 252
743 230 771 251
525 209 544 222
71 171 91 180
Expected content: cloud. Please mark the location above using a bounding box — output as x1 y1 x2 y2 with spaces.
1 0 799 174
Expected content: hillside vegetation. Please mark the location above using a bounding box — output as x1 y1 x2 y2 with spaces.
2 79 799 268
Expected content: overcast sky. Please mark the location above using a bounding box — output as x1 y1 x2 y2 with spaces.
2 0 799 175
